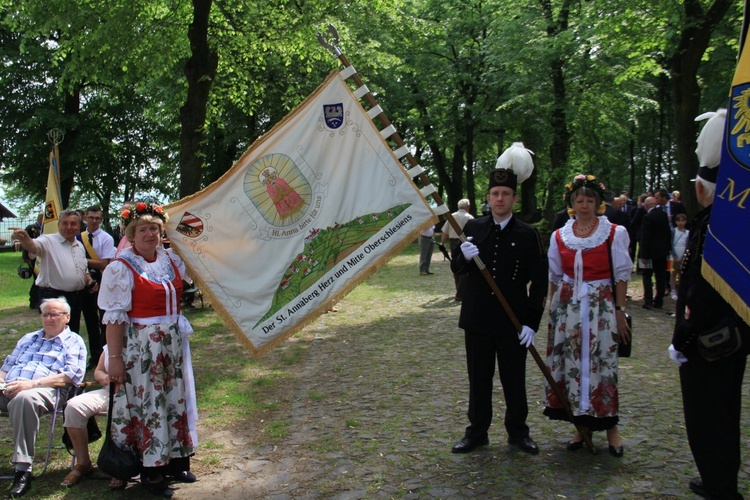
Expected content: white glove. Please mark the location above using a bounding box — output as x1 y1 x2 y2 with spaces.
668 344 688 366
460 237 479 260
518 325 535 348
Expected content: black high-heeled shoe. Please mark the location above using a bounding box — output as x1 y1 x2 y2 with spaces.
141 477 174 498
608 444 624 457
567 429 592 451
567 439 584 451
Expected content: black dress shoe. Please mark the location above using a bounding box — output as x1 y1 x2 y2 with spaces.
642 303 653 310
451 436 489 453
689 477 708 497
608 444 624 457
509 436 539 454
9 470 32 498
169 470 197 483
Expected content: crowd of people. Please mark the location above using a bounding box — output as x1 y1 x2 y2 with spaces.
3 202 197 498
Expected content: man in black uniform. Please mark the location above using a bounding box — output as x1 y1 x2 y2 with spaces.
450 143 548 454
670 108 749 499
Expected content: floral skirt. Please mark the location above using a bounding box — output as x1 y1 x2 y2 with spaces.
543 280 620 427
111 320 195 468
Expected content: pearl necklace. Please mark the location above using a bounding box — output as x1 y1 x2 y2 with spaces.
573 219 598 238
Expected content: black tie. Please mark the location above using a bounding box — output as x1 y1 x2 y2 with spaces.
88 231 94 241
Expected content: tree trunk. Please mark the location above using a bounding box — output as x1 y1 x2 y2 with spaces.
669 0 732 216
179 0 219 198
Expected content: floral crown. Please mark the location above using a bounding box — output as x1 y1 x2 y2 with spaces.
121 202 168 228
564 174 607 215
564 174 606 203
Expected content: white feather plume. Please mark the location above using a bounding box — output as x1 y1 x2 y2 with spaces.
695 108 726 168
495 142 535 184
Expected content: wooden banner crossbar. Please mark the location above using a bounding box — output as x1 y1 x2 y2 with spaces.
317 24 595 452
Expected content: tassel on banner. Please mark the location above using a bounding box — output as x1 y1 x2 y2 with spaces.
317 24 598 454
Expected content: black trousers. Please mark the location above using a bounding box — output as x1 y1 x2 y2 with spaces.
642 256 668 307
680 354 746 499
463 328 529 441
81 290 105 363
37 287 83 335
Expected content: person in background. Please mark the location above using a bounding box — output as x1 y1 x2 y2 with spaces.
450 143 548 455
669 109 750 499
639 196 670 309
669 213 689 301
78 205 116 369
22 214 43 309
418 225 435 276
441 199 473 300
0 297 87 498
544 174 632 457
99 203 197 497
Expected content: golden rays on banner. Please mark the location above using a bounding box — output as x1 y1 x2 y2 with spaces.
165 71 437 358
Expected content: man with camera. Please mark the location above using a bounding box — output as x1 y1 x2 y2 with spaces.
11 210 94 336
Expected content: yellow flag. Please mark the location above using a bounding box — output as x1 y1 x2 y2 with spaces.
42 147 62 235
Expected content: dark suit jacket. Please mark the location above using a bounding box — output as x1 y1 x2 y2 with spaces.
451 215 548 333
551 208 571 231
604 204 629 228
639 207 671 260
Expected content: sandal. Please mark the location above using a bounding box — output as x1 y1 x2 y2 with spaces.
109 477 127 490
60 463 94 487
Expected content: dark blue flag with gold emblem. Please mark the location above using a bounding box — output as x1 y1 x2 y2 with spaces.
702 3 750 326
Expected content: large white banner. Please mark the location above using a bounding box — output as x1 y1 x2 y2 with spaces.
165 71 437 357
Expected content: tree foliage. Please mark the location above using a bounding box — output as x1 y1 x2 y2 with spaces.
0 0 743 226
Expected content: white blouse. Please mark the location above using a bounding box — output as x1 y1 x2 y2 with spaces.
98 246 189 325
548 216 633 287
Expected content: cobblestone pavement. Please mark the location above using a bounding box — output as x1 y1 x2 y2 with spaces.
184 257 750 499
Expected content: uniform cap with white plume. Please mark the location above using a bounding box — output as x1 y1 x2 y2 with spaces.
694 109 726 184
490 142 535 192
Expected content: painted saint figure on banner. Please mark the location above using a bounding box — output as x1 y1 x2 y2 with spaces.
261 167 304 219
244 153 312 228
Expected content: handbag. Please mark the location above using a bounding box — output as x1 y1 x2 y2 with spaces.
96 383 141 480
17 262 33 279
606 234 632 357
696 317 742 362
62 416 102 454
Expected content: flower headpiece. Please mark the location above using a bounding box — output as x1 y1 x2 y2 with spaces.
121 202 168 228
564 174 606 215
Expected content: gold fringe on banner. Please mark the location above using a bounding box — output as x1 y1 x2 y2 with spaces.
702 260 750 327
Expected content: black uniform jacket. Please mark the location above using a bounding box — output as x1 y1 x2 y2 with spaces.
671 205 750 359
451 215 548 333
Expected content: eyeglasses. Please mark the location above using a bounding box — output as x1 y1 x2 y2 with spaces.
41 312 68 319
87 216 103 221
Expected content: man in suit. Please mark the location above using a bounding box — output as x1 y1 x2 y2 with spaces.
450 158 548 455
656 188 686 229
639 196 671 309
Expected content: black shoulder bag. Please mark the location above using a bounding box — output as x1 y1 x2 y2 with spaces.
96 383 141 480
606 235 632 357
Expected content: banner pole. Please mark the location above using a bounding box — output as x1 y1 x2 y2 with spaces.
318 25 595 452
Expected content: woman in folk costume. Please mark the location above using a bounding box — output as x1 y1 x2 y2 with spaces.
99 203 198 497
543 175 632 457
